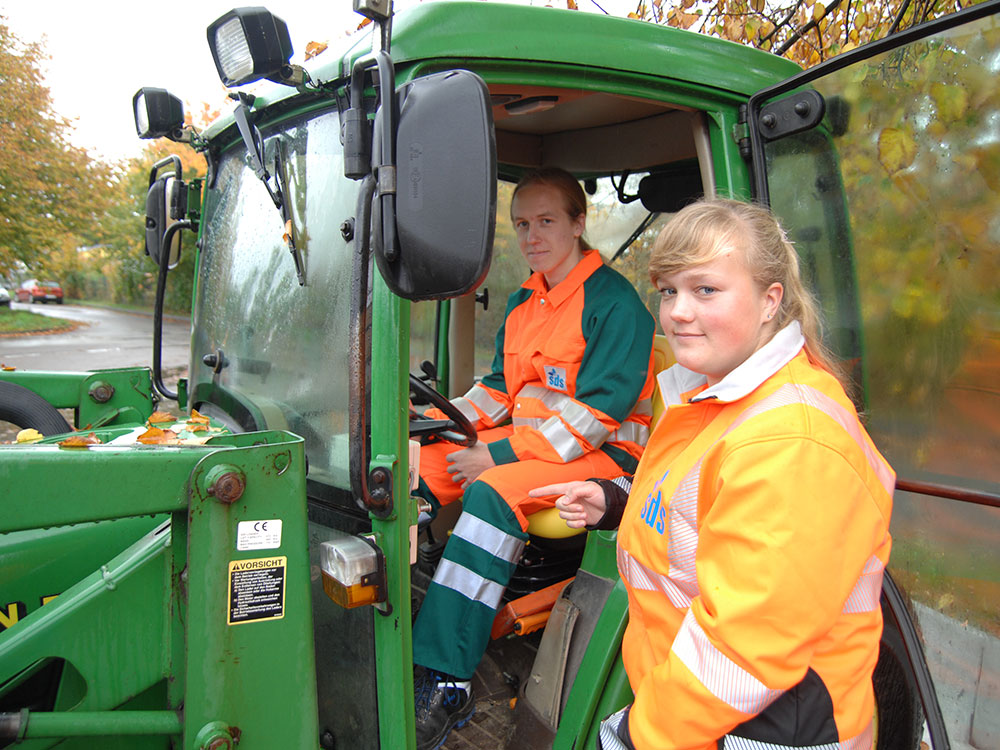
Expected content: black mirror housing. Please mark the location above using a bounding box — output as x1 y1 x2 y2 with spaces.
144 157 186 269
207 7 293 87
375 70 496 301
134 87 185 139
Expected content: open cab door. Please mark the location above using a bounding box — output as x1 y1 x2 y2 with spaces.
746 2 1000 748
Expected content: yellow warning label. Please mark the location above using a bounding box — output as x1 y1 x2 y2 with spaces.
227 556 286 626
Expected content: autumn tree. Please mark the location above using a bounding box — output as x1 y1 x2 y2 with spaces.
87 106 214 312
623 0 975 67
0 19 114 279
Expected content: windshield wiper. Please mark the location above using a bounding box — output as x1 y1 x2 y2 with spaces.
232 92 306 285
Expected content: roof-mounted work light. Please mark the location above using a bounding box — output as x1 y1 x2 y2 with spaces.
133 88 185 140
207 7 306 87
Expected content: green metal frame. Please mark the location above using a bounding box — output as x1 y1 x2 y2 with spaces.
0 368 157 431
0 430 318 749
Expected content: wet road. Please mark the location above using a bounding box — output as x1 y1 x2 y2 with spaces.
0 302 190 373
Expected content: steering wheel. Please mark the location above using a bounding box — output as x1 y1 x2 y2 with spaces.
408 374 478 447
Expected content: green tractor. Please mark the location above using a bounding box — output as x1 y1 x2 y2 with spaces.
3 1 999 748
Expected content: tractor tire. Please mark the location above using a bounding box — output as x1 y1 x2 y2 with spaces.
0 380 72 436
874 607 924 750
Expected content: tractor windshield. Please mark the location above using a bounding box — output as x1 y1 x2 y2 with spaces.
192 106 356 491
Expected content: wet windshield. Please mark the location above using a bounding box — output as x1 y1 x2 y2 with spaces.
192 106 356 490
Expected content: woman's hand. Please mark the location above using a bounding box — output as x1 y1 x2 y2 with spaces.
446 443 496 488
529 481 607 529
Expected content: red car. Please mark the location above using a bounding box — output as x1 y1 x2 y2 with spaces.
16 279 64 304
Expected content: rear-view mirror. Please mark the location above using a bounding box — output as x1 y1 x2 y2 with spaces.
374 69 496 301
144 158 187 270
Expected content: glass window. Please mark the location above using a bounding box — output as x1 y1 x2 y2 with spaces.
763 14 1000 746
193 108 356 490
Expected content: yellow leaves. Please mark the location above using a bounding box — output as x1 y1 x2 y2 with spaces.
854 10 868 28
137 427 179 445
1 364 14 371
878 127 918 175
750 0 764 12
969 144 1000 193
16 428 43 444
812 3 826 22
128 408 220 445
188 408 210 425
930 83 968 123
59 432 101 449
304 41 328 61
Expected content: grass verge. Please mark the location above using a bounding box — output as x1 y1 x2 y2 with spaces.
0 307 78 336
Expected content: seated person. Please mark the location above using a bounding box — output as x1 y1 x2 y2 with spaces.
411 166 657 750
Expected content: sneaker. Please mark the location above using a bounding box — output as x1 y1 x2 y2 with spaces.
414 667 475 750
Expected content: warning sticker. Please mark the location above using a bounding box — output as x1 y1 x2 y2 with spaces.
228 556 286 626
237 519 283 551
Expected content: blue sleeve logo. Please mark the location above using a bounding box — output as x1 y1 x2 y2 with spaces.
639 471 669 535
544 365 568 392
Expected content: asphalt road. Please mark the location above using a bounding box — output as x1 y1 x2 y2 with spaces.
0 301 191 373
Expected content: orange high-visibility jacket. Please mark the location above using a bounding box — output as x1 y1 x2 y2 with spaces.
453 250 656 472
617 323 894 749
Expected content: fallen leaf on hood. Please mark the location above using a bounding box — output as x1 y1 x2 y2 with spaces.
137 427 179 445
148 411 176 425
59 432 102 448
1 364 15 371
188 409 210 425
16 428 44 444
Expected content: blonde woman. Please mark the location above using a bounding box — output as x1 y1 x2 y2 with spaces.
536 198 893 750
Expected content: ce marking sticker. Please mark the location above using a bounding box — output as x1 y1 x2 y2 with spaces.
237 519 283 551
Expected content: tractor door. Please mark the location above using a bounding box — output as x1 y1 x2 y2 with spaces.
746 3 1000 748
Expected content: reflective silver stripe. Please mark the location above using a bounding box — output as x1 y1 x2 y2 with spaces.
518 384 567 411
722 721 872 749
672 609 783 714
540 416 584 462
843 554 885 614
632 398 653 417
668 461 701 598
609 421 650 447
617 546 693 609
519 384 617 454
432 559 506 610
451 397 482 426
722 384 894 497
562 399 611 447
464 384 509 423
512 416 544 429
451 513 526 564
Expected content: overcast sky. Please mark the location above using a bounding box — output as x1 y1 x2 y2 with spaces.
1 0 634 164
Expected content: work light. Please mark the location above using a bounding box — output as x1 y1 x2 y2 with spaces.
207 7 294 87
133 88 184 139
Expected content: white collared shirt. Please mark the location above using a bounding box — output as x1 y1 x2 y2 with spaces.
657 321 806 406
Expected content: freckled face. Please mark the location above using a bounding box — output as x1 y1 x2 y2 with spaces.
657 250 782 386
511 184 585 287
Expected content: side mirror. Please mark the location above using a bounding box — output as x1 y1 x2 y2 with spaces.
374 69 496 301
144 157 187 269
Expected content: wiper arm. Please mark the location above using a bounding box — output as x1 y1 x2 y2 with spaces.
273 139 306 285
232 92 306 285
